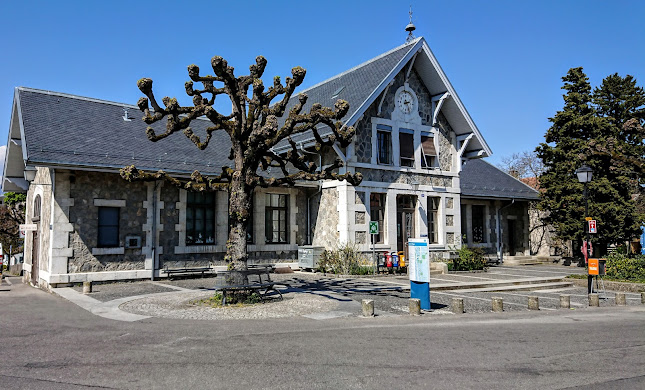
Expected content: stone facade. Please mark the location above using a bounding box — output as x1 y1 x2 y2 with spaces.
312 188 339 248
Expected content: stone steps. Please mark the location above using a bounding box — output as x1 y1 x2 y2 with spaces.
447 281 574 293
503 256 556 266
431 276 567 291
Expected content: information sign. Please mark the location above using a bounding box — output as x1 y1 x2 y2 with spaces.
369 221 379 235
19 224 37 231
408 238 430 283
588 220 597 234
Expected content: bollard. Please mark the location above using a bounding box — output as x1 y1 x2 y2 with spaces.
560 295 571 309
491 297 503 312
409 298 421 316
641 292 645 304
615 292 626 306
528 296 539 310
451 298 464 314
588 293 599 307
82 281 92 294
362 299 374 317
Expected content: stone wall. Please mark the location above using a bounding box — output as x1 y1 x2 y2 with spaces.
353 68 454 171
312 187 339 248
68 171 147 272
358 168 452 187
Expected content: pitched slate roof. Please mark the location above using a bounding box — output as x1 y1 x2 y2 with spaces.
16 87 233 176
460 159 539 200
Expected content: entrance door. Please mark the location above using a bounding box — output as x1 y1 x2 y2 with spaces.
31 230 39 285
508 219 516 256
396 195 416 259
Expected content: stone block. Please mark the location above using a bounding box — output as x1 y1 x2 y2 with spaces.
560 295 570 309
406 298 420 316
83 281 92 294
492 297 503 312
451 298 464 314
362 299 374 317
588 293 599 307
615 292 626 306
528 296 539 310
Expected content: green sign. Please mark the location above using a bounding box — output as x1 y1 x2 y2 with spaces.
369 221 379 235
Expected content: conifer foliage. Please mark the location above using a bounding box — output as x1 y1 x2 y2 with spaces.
536 68 644 252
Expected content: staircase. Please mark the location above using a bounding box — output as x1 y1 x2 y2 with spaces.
502 256 560 266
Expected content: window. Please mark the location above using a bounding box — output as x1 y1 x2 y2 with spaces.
265 194 288 244
420 132 436 169
376 124 392 164
399 128 414 167
98 207 120 247
369 193 386 244
428 197 439 244
472 205 485 243
32 195 41 222
186 192 216 245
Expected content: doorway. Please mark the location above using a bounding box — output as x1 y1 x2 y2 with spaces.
396 195 417 259
508 219 516 255
30 195 41 286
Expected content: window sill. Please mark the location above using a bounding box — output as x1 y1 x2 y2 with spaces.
92 247 125 255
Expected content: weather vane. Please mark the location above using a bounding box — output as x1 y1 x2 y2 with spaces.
405 5 416 42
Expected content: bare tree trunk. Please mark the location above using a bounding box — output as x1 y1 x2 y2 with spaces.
225 166 253 287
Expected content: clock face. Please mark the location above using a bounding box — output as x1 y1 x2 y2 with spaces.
397 90 414 114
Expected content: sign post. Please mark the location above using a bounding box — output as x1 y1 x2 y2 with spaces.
369 221 378 274
408 238 430 310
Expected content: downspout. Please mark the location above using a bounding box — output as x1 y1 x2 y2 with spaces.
497 199 515 264
151 180 158 281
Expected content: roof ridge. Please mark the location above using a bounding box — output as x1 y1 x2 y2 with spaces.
295 37 422 95
17 87 139 109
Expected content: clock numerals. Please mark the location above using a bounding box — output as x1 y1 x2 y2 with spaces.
398 91 414 114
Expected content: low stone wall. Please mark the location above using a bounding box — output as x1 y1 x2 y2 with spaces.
567 277 645 293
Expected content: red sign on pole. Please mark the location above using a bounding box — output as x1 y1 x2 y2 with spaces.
588 220 597 234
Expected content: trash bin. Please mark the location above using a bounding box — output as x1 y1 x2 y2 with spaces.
385 252 393 268
598 258 606 276
391 252 399 267
397 251 405 267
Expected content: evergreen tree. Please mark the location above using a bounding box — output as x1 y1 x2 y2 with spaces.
536 68 643 253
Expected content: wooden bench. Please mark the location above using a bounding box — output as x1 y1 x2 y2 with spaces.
163 261 215 279
216 265 284 305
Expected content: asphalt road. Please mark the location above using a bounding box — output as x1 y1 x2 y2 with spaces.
1 277 644 390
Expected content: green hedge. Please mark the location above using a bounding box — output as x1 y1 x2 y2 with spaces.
450 246 487 271
605 253 645 282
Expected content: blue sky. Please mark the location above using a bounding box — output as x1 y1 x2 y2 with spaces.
1 0 643 171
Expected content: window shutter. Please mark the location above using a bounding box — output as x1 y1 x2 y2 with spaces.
421 136 436 156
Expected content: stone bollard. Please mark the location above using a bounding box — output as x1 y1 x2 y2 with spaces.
588 293 599 307
362 299 374 317
641 292 645 304
82 281 92 294
492 297 503 312
615 292 626 306
528 296 539 310
560 295 571 309
451 298 464 314
409 298 421 316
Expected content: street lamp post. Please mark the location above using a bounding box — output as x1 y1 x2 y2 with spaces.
576 164 593 294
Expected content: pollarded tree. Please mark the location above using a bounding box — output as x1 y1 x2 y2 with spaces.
0 192 26 256
120 55 362 275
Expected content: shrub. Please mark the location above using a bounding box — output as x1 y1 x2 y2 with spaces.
451 245 487 271
318 243 372 275
605 253 645 282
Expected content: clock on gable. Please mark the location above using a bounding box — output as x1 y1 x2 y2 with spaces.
396 90 415 114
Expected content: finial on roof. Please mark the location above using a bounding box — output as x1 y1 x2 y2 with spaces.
405 5 416 42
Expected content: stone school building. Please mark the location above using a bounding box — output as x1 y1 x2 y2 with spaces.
3 37 538 289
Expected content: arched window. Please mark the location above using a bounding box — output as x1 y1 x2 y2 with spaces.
32 195 41 222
